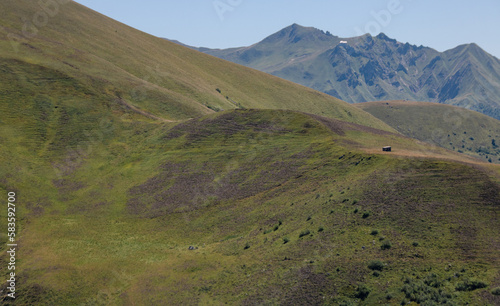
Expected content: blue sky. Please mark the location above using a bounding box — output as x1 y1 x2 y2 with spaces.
74 0 500 58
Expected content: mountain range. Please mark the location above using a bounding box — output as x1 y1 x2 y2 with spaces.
189 24 500 120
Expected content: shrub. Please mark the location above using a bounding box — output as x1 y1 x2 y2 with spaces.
370 229 379 235
283 237 289 244
353 208 359 214
299 230 311 238
206 105 220 112
455 278 488 291
412 241 419 247
306 216 312 221
244 243 250 250
381 240 392 250
368 260 384 271
424 273 441 288
215 88 221 93
401 275 453 304
273 225 279 231
362 212 370 219
318 226 324 232
354 284 371 301
491 287 500 295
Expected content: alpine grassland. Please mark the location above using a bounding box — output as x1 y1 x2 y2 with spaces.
0 1 499 305
358 100 500 163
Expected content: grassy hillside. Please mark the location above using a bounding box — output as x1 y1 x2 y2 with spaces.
1 109 499 305
0 0 394 132
0 1 499 305
357 100 500 163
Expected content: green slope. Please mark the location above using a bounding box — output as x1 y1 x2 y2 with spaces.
0 0 393 132
357 100 500 163
2 109 499 305
0 1 499 305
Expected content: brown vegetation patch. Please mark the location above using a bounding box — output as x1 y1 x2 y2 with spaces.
358 160 500 260
241 266 334 306
26 197 52 216
52 179 86 193
164 110 292 143
281 266 334 305
127 150 310 217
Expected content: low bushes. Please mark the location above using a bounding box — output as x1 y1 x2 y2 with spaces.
354 284 370 301
455 278 488 291
367 260 384 271
381 240 392 250
299 230 311 238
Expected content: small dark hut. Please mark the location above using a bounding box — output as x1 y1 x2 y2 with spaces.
382 146 392 152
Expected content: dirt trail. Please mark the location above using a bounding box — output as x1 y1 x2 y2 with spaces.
362 147 500 181
116 98 178 122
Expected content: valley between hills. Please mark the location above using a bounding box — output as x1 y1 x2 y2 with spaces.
0 1 499 305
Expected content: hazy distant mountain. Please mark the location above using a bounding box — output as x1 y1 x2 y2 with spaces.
188 24 500 120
